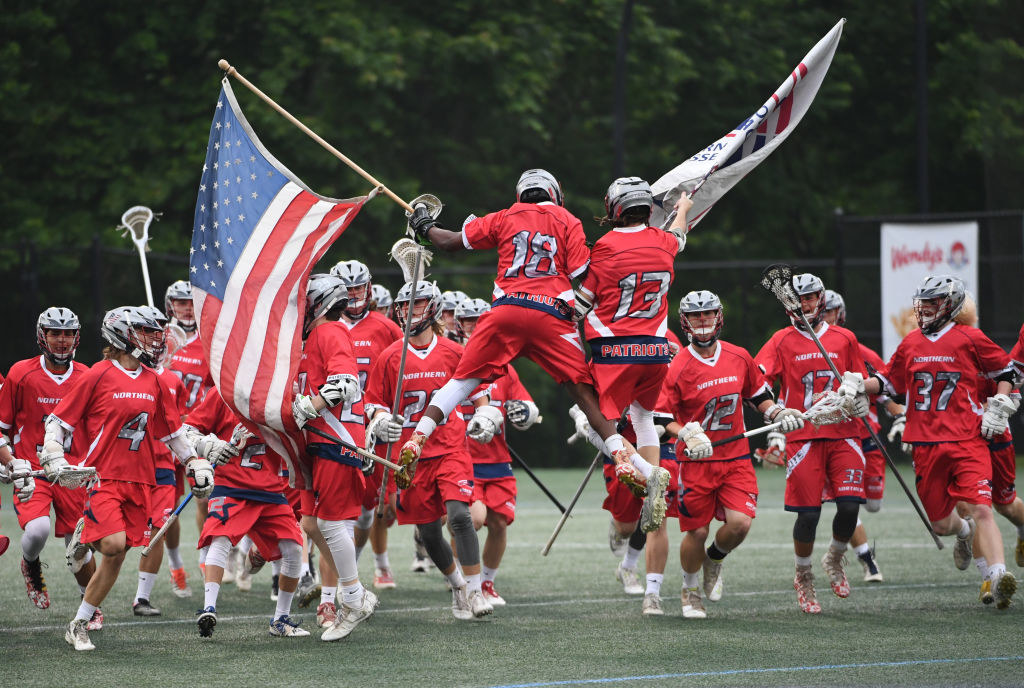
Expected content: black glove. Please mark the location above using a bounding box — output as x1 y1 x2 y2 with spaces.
409 206 438 246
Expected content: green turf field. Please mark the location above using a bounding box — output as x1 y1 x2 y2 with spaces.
1 464 1022 687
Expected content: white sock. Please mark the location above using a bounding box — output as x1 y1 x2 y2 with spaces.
622 546 642 570
986 562 1006 581
830 538 848 552
275 589 295 620
975 556 988 576
75 600 98 623
795 555 813 567
374 551 390 570
854 543 870 557
629 454 654 480
481 565 498 583
135 572 157 603
956 517 971 538
341 582 364 609
414 416 437 436
466 572 482 594
166 546 184 570
204 582 220 609
645 573 663 596
445 568 467 589
682 572 699 589
321 586 337 605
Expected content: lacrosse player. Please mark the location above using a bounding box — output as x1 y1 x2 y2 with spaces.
440 290 470 342
1009 323 1024 564
364 281 495 619
53 306 214 651
404 170 678 535
754 274 870 614
330 259 404 590
184 389 307 637
371 284 394 317
853 275 1019 608
0 308 94 615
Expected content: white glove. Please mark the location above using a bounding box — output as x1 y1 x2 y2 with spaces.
187 458 215 498
981 394 1016 440
467 405 503 443
38 440 70 482
195 434 239 466
572 289 593 323
567 403 597 446
366 412 405 446
887 415 906 444
767 430 786 452
838 371 866 396
0 461 11 484
292 394 320 428
681 421 713 460
230 423 256 449
320 375 360 407
506 400 540 430
11 458 35 500
771 407 805 433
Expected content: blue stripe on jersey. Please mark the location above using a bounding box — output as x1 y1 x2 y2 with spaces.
210 485 288 504
155 468 177 486
492 294 573 321
473 462 514 479
307 442 363 468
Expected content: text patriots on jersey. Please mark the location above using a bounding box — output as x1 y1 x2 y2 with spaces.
599 342 671 359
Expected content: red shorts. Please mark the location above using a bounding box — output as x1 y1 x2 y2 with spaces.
81 480 151 547
199 497 303 560
284 486 303 521
396 452 474 525
454 305 592 385
146 484 177 542
677 458 759 532
989 439 1017 506
601 458 642 523
590 361 667 421
362 451 398 510
12 480 85 537
912 438 993 520
472 473 517 525
312 454 365 522
784 438 866 511
174 463 187 501
299 489 315 517
862 437 886 502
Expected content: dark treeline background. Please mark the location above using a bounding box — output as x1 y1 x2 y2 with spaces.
2 1 1022 464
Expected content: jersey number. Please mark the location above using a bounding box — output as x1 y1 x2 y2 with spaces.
800 370 836 409
912 371 961 412
240 443 266 471
613 271 671 322
700 393 739 432
400 390 447 427
170 371 206 409
117 412 149 452
504 231 558 279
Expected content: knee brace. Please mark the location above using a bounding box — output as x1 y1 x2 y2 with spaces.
793 510 820 543
865 498 882 513
355 506 374 531
628 522 646 551
446 500 479 566
205 536 232 569
317 518 359 581
277 538 303 579
832 501 860 539
629 402 659 449
22 516 50 561
417 519 454 571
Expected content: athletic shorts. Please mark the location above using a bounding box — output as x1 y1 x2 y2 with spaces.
145 484 177 542
312 454 365 522
396 452 474 525
784 438 866 512
989 438 1017 506
912 438 993 520
472 473 517 525
298 489 315 518
862 437 886 502
589 361 668 422
81 479 151 547
677 458 758 532
199 497 303 560
453 305 592 385
174 463 187 501
362 450 398 510
284 486 303 521
12 480 85 537
601 456 642 524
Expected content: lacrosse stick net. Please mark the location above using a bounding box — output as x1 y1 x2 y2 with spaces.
118 205 157 307
31 466 98 489
390 238 433 281
760 263 802 312
804 390 851 427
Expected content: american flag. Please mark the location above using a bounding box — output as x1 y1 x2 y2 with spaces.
190 79 370 488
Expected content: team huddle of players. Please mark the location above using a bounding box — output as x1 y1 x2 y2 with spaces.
0 169 1022 653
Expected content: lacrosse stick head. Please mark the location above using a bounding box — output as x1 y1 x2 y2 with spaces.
760 264 800 311
804 390 851 427
161 322 188 366
119 206 155 250
405 193 443 220
53 466 98 489
390 238 433 282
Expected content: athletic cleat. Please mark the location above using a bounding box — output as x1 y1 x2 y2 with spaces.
953 516 975 571
132 598 162 616
316 601 338 628
296 572 320 608
615 563 644 595
451 585 473 620
322 589 378 641
196 606 217 637
794 565 822 614
271 574 280 601
412 526 432 572
642 593 664 616
86 608 103 631
244 547 267 576
373 567 397 589
235 566 252 592
1015 537 1024 568
269 614 310 637
681 587 707 619
65 618 95 651
858 550 884 583
481 580 506 606
821 548 851 598
980 579 994 605
0 534 9 557
608 519 628 558
21 557 50 609
702 556 724 602
639 466 670 533
170 567 191 598
66 518 89 574
613 460 647 498
222 546 239 583
995 571 1017 610
468 588 494 618
396 433 426 489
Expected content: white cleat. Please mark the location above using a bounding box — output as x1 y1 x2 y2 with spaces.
641 593 664 616
222 547 240 584
468 588 494 618
481 580 506 606
615 563 644 595
65 619 95 651
702 556 724 602
451 585 473 620
639 467 670 533
269 614 310 637
322 589 378 641
66 518 89 574
608 519 628 558
681 587 707 619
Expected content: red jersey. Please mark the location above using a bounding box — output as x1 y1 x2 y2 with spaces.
151 366 188 472
859 343 888 436
1009 323 1024 377
458 364 532 464
665 342 770 461
580 226 678 341
365 335 487 458
298 321 365 449
340 310 403 390
880 323 1014 443
185 390 288 494
462 201 590 304
755 324 867 441
50 360 183 485
0 357 91 469
167 336 213 409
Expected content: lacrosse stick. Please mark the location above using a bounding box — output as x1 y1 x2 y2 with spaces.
161 322 189 365
507 445 567 514
760 263 943 550
542 450 601 556
118 206 157 307
303 425 403 472
22 466 98 489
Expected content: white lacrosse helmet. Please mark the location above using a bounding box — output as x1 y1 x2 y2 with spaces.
516 169 564 206
135 305 170 362
305 273 349 335
441 290 470 313
789 273 826 329
455 297 490 340
371 284 393 310
679 290 723 347
330 259 372 317
164 280 196 333
604 176 654 224
101 306 166 367
36 306 81 366
913 274 966 334
395 280 442 336
823 289 847 326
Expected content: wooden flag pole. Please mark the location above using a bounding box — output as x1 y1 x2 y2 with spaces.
218 59 414 213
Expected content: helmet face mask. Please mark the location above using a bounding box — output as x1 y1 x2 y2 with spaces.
604 176 654 225
679 290 723 347
788 273 826 330
102 306 166 367
37 307 81 366
913 274 965 334
455 298 490 340
305 274 349 336
516 169 563 206
330 260 372 318
164 280 196 333
394 280 442 336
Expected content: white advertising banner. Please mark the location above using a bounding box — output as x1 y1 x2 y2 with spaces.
880 222 979 359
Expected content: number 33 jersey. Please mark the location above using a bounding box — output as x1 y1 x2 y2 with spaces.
755 323 867 442
878 322 1014 443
